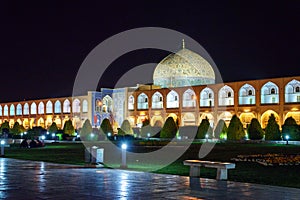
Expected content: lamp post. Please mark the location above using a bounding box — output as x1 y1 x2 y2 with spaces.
205 134 209 142
285 135 289 145
120 143 127 169
1 140 5 157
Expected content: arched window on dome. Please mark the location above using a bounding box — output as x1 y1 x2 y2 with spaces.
63 99 71 113
102 95 112 113
137 93 148 109
183 89 196 108
31 103 37 115
54 100 61 113
16 104 22 116
167 90 179 108
72 99 81 113
46 101 53 114
261 81 279 104
82 100 88 113
0 105 2 116
38 102 44 114
200 87 214 107
4 105 8 116
10 104 15 116
128 95 134 110
218 85 234 106
238 84 255 105
152 92 163 109
285 79 300 103
23 103 29 115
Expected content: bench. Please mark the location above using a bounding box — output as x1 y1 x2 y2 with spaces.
183 160 235 180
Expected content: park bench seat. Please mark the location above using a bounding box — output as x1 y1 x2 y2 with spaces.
183 160 235 180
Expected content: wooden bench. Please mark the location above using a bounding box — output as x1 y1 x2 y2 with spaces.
183 160 235 180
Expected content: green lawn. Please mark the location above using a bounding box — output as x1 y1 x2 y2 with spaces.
4 142 300 188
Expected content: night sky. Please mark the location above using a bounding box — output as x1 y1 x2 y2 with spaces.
0 1 299 102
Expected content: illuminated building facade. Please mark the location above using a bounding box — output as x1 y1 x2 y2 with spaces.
0 43 300 132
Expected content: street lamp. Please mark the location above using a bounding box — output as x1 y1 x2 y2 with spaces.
1 140 5 157
120 143 127 169
285 135 289 145
205 134 209 142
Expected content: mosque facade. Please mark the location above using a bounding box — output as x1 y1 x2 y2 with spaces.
0 43 300 133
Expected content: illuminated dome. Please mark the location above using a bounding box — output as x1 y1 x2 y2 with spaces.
153 40 215 88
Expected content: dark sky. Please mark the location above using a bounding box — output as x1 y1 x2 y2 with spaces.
0 1 299 102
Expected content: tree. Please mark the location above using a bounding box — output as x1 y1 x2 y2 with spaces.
282 117 300 141
80 119 93 140
265 114 281 140
196 117 212 139
118 119 133 136
141 118 152 138
11 122 23 135
63 119 75 136
48 122 58 134
227 115 245 140
248 118 264 140
0 121 10 134
214 119 227 139
100 118 113 135
160 117 178 138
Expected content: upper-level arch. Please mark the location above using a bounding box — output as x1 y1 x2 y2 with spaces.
137 93 148 109
23 103 29 115
152 92 163 109
285 79 300 103
46 100 53 114
239 83 255 105
183 89 196 108
200 87 214 107
219 85 234 106
167 90 179 108
261 81 279 104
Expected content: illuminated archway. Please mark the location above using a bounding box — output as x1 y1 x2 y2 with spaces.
218 85 234 106
16 104 22 116
199 112 214 127
261 110 280 129
167 90 179 108
10 104 15 116
38 102 44 114
46 101 53 114
285 111 300 125
152 92 163 109
23 103 29 115
261 82 279 104
182 112 196 126
72 99 81 113
151 116 164 127
285 79 300 103
137 93 148 109
239 112 256 128
200 87 214 107
128 95 134 110
218 111 233 126
239 84 255 105
183 89 196 108
23 118 29 129
37 117 45 128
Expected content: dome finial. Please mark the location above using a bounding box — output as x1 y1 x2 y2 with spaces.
182 39 185 49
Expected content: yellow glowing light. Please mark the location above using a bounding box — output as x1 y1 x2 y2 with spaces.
291 108 299 111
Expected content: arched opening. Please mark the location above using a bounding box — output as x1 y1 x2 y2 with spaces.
54 117 62 129
137 93 148 109
72 99 81 113
219 85 234 106
199 112 214 127
261 81 279 104
218 111 233 127
3 105 8 116
23 103 29 115
182 112 196 126
183 89 196 108
30 102 36 115
239 112 256 128
38 102 45 114
261 110 280 129
54 100 61 113
16 104 22 116
10 104 15 116
102 95 112 113
285 112 300 125
37 117 45 128
166 90 179 108
239 84 255 105
285 79 300 103
23 118 29 129
128 95 134 110
151 116 164 127
200 87 214 107
82 100 88 113
152 92 163 109
63 99 71 113
0 105 2 116
46 101 53 114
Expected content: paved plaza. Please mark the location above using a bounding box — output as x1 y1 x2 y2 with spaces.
0 158 299 199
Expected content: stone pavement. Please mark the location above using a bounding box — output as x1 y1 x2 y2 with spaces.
0 158 299 199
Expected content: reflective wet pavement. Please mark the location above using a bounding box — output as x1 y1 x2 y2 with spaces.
0 158 299 199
